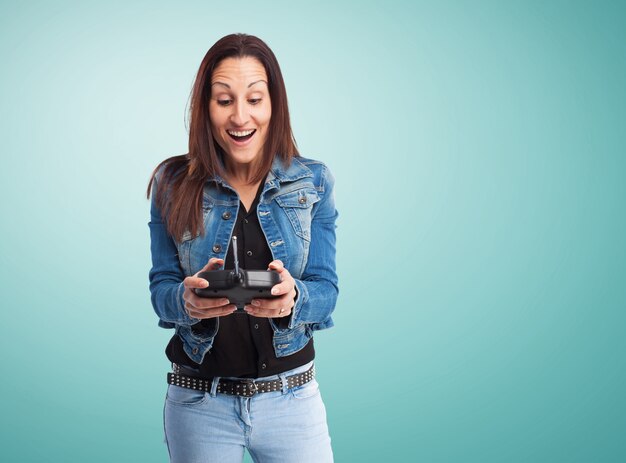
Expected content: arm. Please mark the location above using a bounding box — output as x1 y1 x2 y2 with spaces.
148 175 200 326
288 164 339 329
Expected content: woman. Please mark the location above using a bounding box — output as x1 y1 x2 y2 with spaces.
147 33 338 463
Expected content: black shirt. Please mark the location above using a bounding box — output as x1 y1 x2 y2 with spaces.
165 179 314 378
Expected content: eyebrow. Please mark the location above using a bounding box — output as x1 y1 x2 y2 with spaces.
211 80 267 89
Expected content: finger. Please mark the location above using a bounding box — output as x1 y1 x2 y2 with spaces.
267 260 285 272
184 276 210 289
186 294 231 310
245 293 294 314
197 258 224 274
270 280 294 296
188 304 237 319
248 295 284 311
256 290 296 309
186 258 225 289
189 304 237 318
269 266 294 295
244 304 292 318
187 302 235 316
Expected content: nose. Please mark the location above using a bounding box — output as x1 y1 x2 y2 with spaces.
230 100 249 127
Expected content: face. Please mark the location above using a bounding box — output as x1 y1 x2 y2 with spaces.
209 56 272 168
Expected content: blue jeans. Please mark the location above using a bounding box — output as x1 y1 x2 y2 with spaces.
163 361 333 462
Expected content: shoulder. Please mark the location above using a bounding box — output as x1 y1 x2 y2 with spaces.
292 156 335 193
151 155 188 189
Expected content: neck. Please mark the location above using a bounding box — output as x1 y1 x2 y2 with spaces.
223 158 263 186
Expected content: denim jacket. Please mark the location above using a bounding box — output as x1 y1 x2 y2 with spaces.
148 156 338 364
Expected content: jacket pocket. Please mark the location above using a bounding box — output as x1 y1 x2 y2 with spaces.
275 188 320 241
174 203 214 276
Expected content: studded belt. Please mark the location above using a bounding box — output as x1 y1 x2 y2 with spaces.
167 364 315 398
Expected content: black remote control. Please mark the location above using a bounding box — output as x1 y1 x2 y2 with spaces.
194 236 281 313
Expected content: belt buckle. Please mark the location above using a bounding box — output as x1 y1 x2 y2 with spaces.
242 379 258 397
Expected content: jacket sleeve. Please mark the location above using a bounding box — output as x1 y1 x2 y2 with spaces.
288 164 339 329
148 174 200 327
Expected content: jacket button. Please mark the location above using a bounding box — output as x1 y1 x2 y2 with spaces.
192 347 198 354
222 211 232 220
212 244 221 253
261 363 267 369
298 196 307 204
254 324 259 329
246 250 253 257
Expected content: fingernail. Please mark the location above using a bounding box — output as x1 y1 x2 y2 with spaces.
201 280 209 287
223 299 230 304
252 300 260 306
271 287 279 295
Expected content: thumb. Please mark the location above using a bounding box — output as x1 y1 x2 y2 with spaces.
187 258 224 289
196 257 224 275
268 260 285 272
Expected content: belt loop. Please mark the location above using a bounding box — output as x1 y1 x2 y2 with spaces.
279 371 289 395
210 377 220 397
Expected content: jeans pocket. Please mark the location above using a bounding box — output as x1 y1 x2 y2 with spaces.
290 378 320 400
166 384 210 406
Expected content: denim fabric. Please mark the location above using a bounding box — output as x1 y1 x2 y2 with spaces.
163 360 333 463
148 156 339 363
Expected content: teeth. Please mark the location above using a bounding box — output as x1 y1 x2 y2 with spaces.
227 129 255 137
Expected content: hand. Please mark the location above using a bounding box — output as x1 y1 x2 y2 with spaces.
182 258 237 319
244 260 296 318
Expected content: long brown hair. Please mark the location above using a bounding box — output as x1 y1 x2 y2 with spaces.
147 33 299 241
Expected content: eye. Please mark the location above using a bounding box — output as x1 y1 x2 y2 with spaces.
217 99 232 106
248 98 262 105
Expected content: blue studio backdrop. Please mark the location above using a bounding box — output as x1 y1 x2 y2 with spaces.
1 1 625 462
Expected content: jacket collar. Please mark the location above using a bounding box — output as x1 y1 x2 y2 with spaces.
267 156 313 186
209 155 312 192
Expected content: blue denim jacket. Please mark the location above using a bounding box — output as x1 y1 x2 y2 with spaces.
148 156 338 364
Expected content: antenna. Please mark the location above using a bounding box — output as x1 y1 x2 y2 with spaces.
232 235 240 278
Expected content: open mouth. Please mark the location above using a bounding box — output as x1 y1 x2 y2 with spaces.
227 129 256 142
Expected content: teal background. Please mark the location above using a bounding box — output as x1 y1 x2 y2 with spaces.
1 0 625 461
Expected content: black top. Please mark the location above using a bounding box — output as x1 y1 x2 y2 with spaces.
165 179 314 378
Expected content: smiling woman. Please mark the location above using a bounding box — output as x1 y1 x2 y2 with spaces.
209 57 272 180
146 33 338 463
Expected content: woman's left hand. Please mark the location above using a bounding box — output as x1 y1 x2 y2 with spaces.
244 260 295 318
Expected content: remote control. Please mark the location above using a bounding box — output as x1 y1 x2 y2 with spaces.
194 236 281 313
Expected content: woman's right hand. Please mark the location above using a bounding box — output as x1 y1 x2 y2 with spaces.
182 258 237 319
